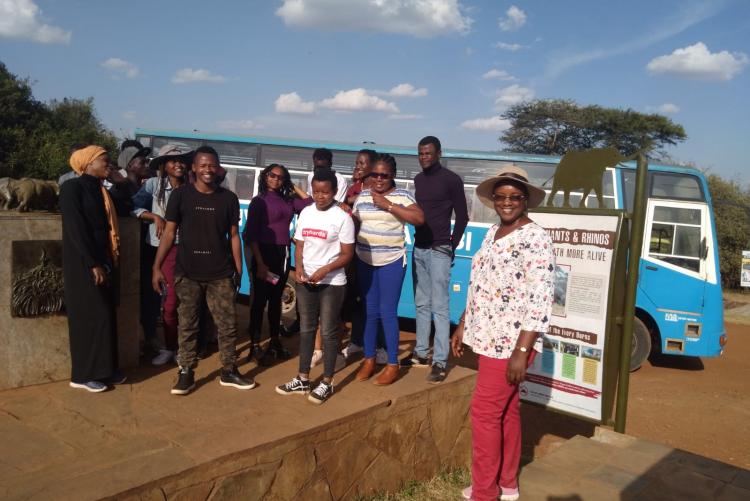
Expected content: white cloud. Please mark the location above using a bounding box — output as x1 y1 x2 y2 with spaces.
275 92 317 114
319 88 399 113
647 42 748 81
494 42 525 51
276 0 472 38
216 119 265 130
383 83 428 98
122 111 136 120
101 58 139 79
658 103 680 114
388 114 423 120
482 69 516 81
499 5 526 32
461 116 511 132
545 2 730 79
494 84 534 110
171 68 226 84
0 0 70 43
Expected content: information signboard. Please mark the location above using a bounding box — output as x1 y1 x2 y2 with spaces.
521 212 622 422
742 251 750 288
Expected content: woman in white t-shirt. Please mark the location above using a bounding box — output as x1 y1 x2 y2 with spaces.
353 154 425 386
276 169 355 404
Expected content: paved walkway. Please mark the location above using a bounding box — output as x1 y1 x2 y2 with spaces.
519 429 750 500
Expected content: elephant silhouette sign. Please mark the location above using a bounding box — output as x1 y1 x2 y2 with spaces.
546 147 637 208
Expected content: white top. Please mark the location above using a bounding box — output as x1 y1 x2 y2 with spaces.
307 170 349 203
294 204 355 286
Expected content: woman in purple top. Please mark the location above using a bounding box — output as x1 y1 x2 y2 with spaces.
243 164 311 364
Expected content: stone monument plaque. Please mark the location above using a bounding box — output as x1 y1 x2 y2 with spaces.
11 240 65 317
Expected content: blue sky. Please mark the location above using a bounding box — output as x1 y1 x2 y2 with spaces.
2 0 748 179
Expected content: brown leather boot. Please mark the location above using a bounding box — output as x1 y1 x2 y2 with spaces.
356 357 376 381
373 364 399 386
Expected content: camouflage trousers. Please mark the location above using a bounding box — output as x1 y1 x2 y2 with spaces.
175 275 238 370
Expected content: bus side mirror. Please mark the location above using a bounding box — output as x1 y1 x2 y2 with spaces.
700 237 708 260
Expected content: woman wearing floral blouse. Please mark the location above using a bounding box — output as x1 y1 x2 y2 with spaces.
452 166 555 501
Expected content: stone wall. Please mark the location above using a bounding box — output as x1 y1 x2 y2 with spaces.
112 375 475 501
0 213 141 390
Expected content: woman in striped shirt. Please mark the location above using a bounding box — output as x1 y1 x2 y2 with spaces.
353 154 425 385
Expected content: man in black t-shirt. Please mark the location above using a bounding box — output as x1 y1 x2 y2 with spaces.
152 146 255 395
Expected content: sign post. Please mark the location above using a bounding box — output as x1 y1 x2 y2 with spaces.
741 251 750 288
613 153 649 433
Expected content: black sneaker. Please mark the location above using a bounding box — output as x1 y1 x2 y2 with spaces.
401 352 430 368
427 364 447 384
275 376 311 395
219 366 256 390
171 367 195 395
247 343 262 363
308 381 334 404
259 339 291 367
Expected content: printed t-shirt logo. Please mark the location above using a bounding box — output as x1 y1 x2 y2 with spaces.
302 228 328 239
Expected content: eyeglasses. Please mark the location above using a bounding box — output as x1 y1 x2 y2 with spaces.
369 172 391 180
491 194 526 203
266 172 285 180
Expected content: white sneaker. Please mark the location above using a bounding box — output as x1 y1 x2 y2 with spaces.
334 353 346 372
311 349 323 367
341 343 363 358
152 349 175 366
376 348 388 365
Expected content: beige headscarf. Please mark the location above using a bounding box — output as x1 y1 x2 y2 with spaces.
69 146 120 266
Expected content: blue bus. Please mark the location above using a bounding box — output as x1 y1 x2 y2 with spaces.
135 128 726 369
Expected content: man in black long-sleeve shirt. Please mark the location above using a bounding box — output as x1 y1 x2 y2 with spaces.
406 136 469 383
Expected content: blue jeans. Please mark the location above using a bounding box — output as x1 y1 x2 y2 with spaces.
296 283 345 378
357 257 406 365
413 245 452 368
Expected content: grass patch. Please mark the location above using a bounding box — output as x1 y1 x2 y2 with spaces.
358 468 471 501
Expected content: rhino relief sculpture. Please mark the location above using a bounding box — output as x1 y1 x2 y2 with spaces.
546 147 638 208
0 178 60 211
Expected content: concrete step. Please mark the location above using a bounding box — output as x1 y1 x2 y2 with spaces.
518 428 750 500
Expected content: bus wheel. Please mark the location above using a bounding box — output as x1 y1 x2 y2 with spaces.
630 317 651 372
280 277 296 318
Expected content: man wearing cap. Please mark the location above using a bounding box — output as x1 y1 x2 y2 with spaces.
406 135 469 384
107 141 153 215
132 144 191 365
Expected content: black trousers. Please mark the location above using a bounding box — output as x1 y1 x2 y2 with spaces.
249 243 289 343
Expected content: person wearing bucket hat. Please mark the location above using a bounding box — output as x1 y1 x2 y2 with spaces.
131 144 192 365
451 166 554 501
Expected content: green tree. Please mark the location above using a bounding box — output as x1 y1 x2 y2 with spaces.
500 99 687 157
0 61 116 180
707 175 750 289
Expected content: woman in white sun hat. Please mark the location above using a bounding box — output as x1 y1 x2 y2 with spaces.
452 165 555 501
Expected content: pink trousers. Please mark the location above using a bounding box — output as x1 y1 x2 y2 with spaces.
470 353 535 501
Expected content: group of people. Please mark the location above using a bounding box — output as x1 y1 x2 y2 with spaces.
59 134 555 501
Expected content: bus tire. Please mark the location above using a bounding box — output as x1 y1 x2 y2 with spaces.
630 317 651 372
280 273 297 320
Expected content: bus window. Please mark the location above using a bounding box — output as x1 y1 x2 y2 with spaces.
651 172 704 200
330 150 357 175
151 136 202 155
289 171 310 193
647 206 702 272
262 145 314 170
221 167 256 201
394 155 422 180
464 186 474 220
395 180 412 191
471 189 500 224
207 141 259 166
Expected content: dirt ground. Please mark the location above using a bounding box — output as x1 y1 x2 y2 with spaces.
521 296 750 470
